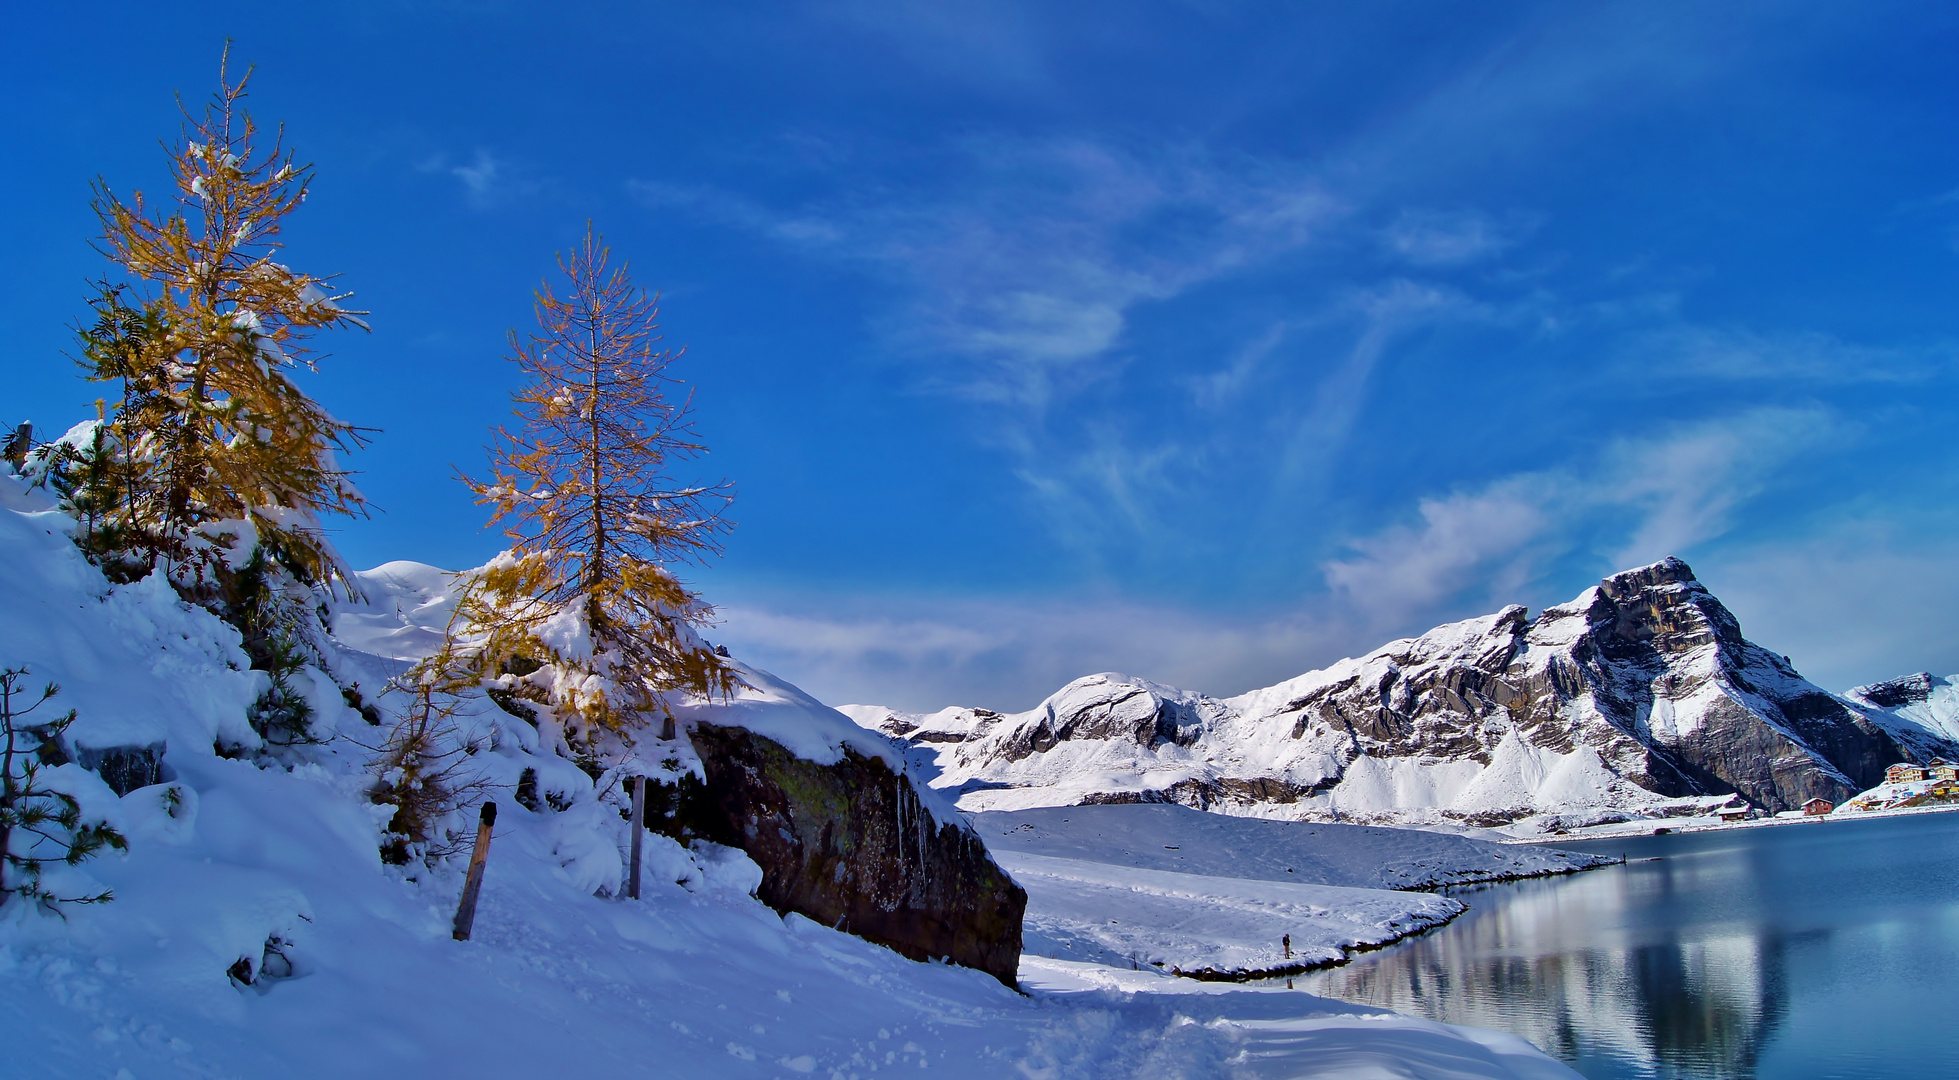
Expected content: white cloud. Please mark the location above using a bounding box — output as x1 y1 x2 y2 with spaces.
819 0 1054 92
1628 324 1955 383
626 180 844 244
1274 280 1477 492
419 148 535 209
718 407 1860 712
715 593 1359 713
1598 408 1839 569
1321 407 1841 633
1322 475 1558 627
1383 209 1522 266
1701 520 1959 693
452 150 499 199
1190 320 1290 410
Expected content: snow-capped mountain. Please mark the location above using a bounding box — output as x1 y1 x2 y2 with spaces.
1840 671 1959 761
849 558 1952 828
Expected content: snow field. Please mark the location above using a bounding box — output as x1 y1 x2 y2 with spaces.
0 473 1579 1079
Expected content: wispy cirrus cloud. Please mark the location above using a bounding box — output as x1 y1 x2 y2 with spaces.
633 137 1340 413
1626 324 1958 383
1322 406 1845 633
1704 516 1959 693
719 406 1857 711
1383 209 1532 267
715 591 1360 713
419 148 538 210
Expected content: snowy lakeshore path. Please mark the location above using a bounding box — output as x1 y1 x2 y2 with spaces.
975 804 1612 980
1019 958 1582 1080
999 849 1464 976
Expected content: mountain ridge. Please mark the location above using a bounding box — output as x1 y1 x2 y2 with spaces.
847 558 1956 830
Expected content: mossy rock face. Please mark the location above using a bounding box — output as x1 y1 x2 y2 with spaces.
667 722 1025 988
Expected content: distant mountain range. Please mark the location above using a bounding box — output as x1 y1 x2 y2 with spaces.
845 558 1959 831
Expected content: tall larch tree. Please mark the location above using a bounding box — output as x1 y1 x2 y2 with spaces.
86 45 368 597
434 224 736 753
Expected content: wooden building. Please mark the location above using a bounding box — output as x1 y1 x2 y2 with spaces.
1802 798 1834 816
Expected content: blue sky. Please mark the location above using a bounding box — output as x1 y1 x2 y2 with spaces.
8 2 1959 709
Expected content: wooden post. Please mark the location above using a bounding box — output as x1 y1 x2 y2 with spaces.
627 775 645 900
452 802 497 941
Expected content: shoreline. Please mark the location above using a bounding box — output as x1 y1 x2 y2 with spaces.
1154 853 1620 983
1507 798 1959 845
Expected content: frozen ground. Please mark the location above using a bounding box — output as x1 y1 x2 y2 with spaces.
0 467 1579 1078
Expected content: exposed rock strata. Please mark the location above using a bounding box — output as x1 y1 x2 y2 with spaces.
861 559 1954 825
660 722 1026 987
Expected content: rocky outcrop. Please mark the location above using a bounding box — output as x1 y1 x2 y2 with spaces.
869 558 1950 826
76 741 168 796
665 723 1025 988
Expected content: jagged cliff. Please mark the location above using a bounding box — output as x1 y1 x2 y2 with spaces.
675 723 1026 987
854 559 1953 828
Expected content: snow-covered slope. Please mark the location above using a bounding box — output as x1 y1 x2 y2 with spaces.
851 559 1934 828
0 467 1580 1080
1840 672 1959 760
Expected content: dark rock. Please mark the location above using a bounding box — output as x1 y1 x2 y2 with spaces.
514 767 541 812
77 741 166 796
340 686 383 726
670 722 1025 988
484 687 539 724
1854 673 1936 710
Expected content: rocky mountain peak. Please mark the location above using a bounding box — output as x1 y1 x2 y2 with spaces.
1579 556 1743 657
865 558 1957 829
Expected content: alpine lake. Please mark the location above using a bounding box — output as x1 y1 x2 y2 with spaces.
1288 810 1959 1080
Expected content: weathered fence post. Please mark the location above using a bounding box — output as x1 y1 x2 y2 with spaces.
452 802 498 941
628 775 645 900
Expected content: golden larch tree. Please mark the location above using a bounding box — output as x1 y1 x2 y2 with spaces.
438 224 736 750
87 45 368 595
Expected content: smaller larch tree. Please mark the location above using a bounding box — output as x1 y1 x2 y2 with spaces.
431 224 736 756
85 44 369 598
364 680 488 866
0 668 127 910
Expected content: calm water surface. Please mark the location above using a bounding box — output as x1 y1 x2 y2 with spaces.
1293 812 1959 1080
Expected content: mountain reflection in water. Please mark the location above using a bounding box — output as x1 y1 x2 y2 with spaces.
1292 813 1959 1080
